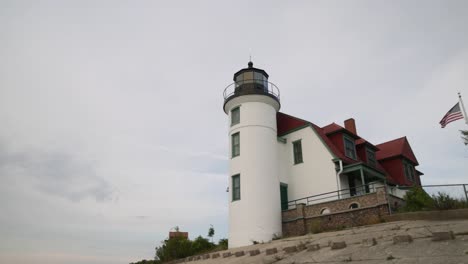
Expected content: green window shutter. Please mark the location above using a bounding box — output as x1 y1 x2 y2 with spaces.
293 140 303 164
232 175 240 201
231 132 240 158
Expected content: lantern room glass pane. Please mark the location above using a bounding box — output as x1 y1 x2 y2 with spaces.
243 71 254 84
254 72 263 85
235 74 243 86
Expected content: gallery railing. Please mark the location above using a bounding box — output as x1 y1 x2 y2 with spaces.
223 79 280 103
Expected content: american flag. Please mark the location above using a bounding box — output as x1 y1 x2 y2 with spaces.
439 102 464 128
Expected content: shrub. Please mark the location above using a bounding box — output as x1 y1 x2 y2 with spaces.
432 192 468 210
400 187 435 212
217 238 228 250
400 187 468 212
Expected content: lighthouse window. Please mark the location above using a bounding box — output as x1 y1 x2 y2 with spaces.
232 132 240 158
293 140 303 164
232 174 240 201
231 107 240 126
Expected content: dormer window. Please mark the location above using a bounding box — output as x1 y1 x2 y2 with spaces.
344 136 357 160
404 161 415 182
366 148 376 167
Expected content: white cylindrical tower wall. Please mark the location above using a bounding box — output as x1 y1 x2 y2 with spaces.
225 95 282 248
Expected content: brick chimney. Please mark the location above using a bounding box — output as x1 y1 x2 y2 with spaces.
344 118 357 135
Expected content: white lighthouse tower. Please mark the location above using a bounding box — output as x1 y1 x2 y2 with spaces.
223 62 282 248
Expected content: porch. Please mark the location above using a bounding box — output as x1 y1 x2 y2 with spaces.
338 162 387 198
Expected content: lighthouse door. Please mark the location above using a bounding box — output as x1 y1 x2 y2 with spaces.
280 184 288 211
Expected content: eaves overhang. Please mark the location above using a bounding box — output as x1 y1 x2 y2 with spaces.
341 162 386 180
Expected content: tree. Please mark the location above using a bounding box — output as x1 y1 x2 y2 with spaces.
192 235 215 253
155 236 193 262
207 225 215 242
461 130 468 145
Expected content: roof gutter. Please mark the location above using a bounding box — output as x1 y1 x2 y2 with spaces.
336 159 343 199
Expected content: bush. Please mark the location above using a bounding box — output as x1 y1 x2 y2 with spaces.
217 238 228 250
154 235 220 262
400 187 468 212
130 260 161 264
400 187 434 212
432 192 468 210
191 236 215 254
155 236 194 262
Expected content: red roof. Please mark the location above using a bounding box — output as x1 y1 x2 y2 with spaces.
277 112 308 136
277 113 355 164
355 138 379 150
276 112 420 182
322 123 343 134
376 137 419 165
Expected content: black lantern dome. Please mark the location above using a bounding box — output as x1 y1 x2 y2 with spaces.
223 61 280 109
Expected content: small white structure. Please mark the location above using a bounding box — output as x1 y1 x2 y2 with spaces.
223 62 422 248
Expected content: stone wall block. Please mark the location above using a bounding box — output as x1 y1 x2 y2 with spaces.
234 251 245 257
307 244 320 251
331 241 347 250
283 246 298 253
265 248 278 255
249 249 261 256
432 231 455 241
393 235 413 244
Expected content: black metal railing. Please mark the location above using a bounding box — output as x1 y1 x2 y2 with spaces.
283 182 382 211
397 183 468 201
283 182 468 211
223 79 280 103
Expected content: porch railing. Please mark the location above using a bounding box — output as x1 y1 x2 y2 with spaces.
284 182 382 210
284 182 468 211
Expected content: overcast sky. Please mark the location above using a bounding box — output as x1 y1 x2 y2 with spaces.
1 1 468 263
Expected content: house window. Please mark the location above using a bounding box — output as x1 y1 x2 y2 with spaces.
344 136 357 160
231 132 240 158
349 203 359 209
231 107 240 126
404 161 415 182
232 174 240 201
366 148 376 167
320 208 331 214
293 140 303 164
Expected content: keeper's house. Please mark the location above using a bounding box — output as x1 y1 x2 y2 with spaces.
223 62 422 248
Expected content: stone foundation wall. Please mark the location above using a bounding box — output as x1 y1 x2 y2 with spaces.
282 187 391 237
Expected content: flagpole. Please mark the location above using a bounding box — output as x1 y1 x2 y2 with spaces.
459 92 468 125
